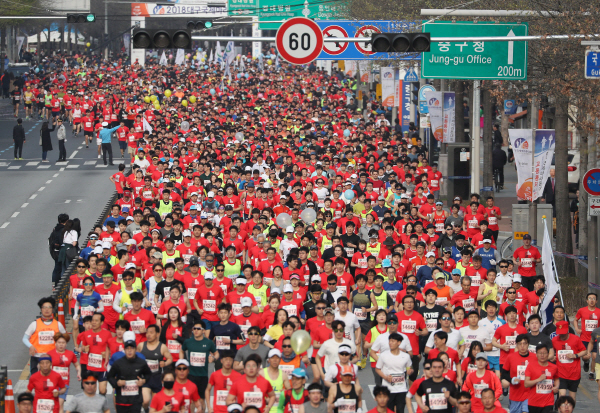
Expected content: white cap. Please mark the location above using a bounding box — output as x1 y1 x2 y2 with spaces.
95 240 103 246
175 359 190 367
283 284 294 293
286 225 295 233
123 331 136 342
350 174 358 179
204 271 214 280
207 191 215 197
425 252 435 258
311 274 321 282
280 195 287 199
240 297 253 307
513 274 522 282
125 263 136 269
93 246 103 254
102 121 109 127
126 216 134 221
102 241 111 249
200 212 208 218
236 277 247 285
126 239 136 246
183 230 192 237
483 239 492 243
268 349 282 359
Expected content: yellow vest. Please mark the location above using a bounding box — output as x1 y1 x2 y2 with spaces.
481 282 499 310
373 290 389 314
320 236 333 254
263 367 285 413
247 284 269 312
162 250 181 266
118 279 143 319
369 325 387 362
223 258 242 281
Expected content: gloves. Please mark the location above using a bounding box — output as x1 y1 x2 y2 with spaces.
356 409 363 413
511 377 520 385
490 259 496 265
334 400 344 408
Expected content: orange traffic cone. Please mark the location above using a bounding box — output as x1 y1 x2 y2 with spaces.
5 379 15 413
58 299 65 327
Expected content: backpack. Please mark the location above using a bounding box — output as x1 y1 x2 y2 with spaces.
48 224 63 260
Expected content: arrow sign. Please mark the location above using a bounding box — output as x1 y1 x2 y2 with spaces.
507 29 515 65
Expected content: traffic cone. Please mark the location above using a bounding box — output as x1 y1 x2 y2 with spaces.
58 299 65 327
5 379 15 413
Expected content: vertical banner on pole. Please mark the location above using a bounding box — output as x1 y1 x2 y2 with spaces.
532 129 556 201
358 61 370 82
509 129 534 200
252 16 261 60
381 67 395 107
402 78 412 134
344 61 357 77
428 91 444 142
443 92 456 143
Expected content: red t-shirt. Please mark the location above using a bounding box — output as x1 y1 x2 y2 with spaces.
552 334 586 380
524 360 558 407
194 284 225 322
396 310 427 354
228 375 274 413
208 369 243 413
82 329 112 371
150 390 185 413
47 349 77 386
575 306 600 342
462 370 502 411
502 351 537 401
173 379 200 413
493 323 528 365
428 347 460 371
28 371 65 413
123 309 157 342
450 290 477 313
513 246 541 278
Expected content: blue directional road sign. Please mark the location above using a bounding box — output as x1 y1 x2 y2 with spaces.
585 50 600 79
418 84 435 114
316 20 422 61
404 68 419 82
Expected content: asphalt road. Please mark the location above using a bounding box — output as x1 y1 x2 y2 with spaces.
0 99 118 382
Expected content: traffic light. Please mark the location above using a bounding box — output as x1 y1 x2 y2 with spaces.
412 83 419 106
67 13 96 23
186 20 213 30
132 29 192 49
370 33 430 53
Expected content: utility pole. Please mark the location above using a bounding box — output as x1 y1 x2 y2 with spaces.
104 0 109 60
471 80 481 194
529 97 538 244
591 120 599 289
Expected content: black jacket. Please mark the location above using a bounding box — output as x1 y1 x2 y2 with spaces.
542 178 556 205
492 148 508 169
107 354 152 405
13 124 25 141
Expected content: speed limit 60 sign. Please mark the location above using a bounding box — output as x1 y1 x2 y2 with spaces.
276 17 324 65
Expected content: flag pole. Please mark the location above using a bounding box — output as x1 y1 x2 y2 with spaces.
542 216 564 305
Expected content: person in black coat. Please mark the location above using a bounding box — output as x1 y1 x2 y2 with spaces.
13 118 25 159
39 121 55 162
492 144 508 188
541 168 556 216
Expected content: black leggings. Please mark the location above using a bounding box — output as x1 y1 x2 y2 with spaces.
388 391 407 413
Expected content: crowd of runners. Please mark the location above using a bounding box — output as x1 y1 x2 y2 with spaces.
11 52 599 413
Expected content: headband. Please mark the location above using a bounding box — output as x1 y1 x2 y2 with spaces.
38 357 52 362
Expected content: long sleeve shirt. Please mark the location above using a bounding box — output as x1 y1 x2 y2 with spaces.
99 125 120 144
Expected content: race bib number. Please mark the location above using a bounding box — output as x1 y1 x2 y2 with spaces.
36 399 55 413
243 392 263 408
462 298 475 312
505 335 516 349
190 352 206 367
488 217 497 226
390 373 406 387
232 304 243 317
38 331 55 345
122 380 139 396
585 319 598 332
147 359 159 373
52 366 69 382
72 288 83 300
101 294 113 306
517 364 527 381
187 288 197 300
473 383 489 398
280 364 295 379
219 284 228 296
336 399 356 413
344 247 354 257
435 222 444 232
338 285 347 297
131 320 145 334
468 219 478 228
88 353 103 369
426 318 438 332
401 320 417 334
203 300 216 312
283 304 297 316
435 298 448 307
216 390 228 406
216 336 229 350
557 350 574 364
357 258 367 268
353 308 366 321
536 379 553 394
521 258 533 268
467 363 477 374
528 345 537 354
388 290 399 302
168 340 181 354
428 394 447 410
81 305 95 317
471 276 481 287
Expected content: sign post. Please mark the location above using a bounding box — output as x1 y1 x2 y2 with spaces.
275 17 323 65
421 22 528 80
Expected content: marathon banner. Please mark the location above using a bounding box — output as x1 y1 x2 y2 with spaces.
532 129 555 201
358 61 370 82
131 3 227 17
381 67 395 107
344 60 357 77
541 220 559 326
442 92 455 143
509 129 533 200
427 91 443 142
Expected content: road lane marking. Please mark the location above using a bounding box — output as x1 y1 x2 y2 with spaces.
11 212 19 218
53 173 59 177
46 180 52 184
1 222 9 228
26 162 39 166
38 187 45 191
29 194 37 199
65 200 71 203
21 203 28 208
69 150 78 159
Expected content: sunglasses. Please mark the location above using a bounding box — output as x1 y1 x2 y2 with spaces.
441 316 451 321
123 278 134 281
155 269 163 272
499 265 508 268
458 401 471 405
83 381 97 385
316 307 326 310
339 352 350 356
333 328 345 332
77 265 87 268
423 367 431 370
328 282 337 285
282 345 292 348
83 283 93 286
192 327 204 331
248 332 260 336
176 366 188 370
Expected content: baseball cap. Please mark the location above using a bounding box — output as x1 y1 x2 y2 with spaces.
452 269 461 276
283 284 294 293
92 246 102 254
204 271 214 280
382 259 391 267
125 263 136 270
326 224 336 230
340 365 355 376
189 205 198 210
425 252 435 258
310 274 321 282
236 277 247 285
483 239 492 244
200 212 208 219
268 349 282 359
513 274 522 283
475 352 488 361
291 368 306 378
102 121 109 127
183 230 192 237
556 320 569 334
152 251 162 259
124 340 137 348
434 273 445 279
240 297 253 307
102 241 111 249
228 405 243 413
522 234 532 240
175 359 190 367
286 225 295 233
207 191 215 197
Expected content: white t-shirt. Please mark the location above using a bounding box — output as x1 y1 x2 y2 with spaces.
495 275 513 302
376 350 412 393
460 326 493 351
425 328 464 351
335 311 360 344
446 279 462 294
371 332 413 355
478 318 505 357
279 239 299 261
313 187 330 206
63 230 78 245
317 338 356 370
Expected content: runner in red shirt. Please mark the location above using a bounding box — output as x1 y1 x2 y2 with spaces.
226 354 275 413
81 313 112 395
501 335 537 410
524 344 559 412
551 321 587 399
206 352 242 413
149 370 185 413
512 234 541 291
573 293 600 369
462 353 502 412
396 295 427 381
27 356 66 413
492 306 527 368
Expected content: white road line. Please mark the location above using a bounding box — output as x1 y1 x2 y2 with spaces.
53 173 59 177
29 194 37 199
66 165 79 168
8 166 20 169
1 222 9 229
60 167 65 171
78 146 83 149
65 200 71 204
69 150 78 159
26 161 39 166
46 180 52 184
21 203 28 208
38 187 45 191
11 212 19 218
